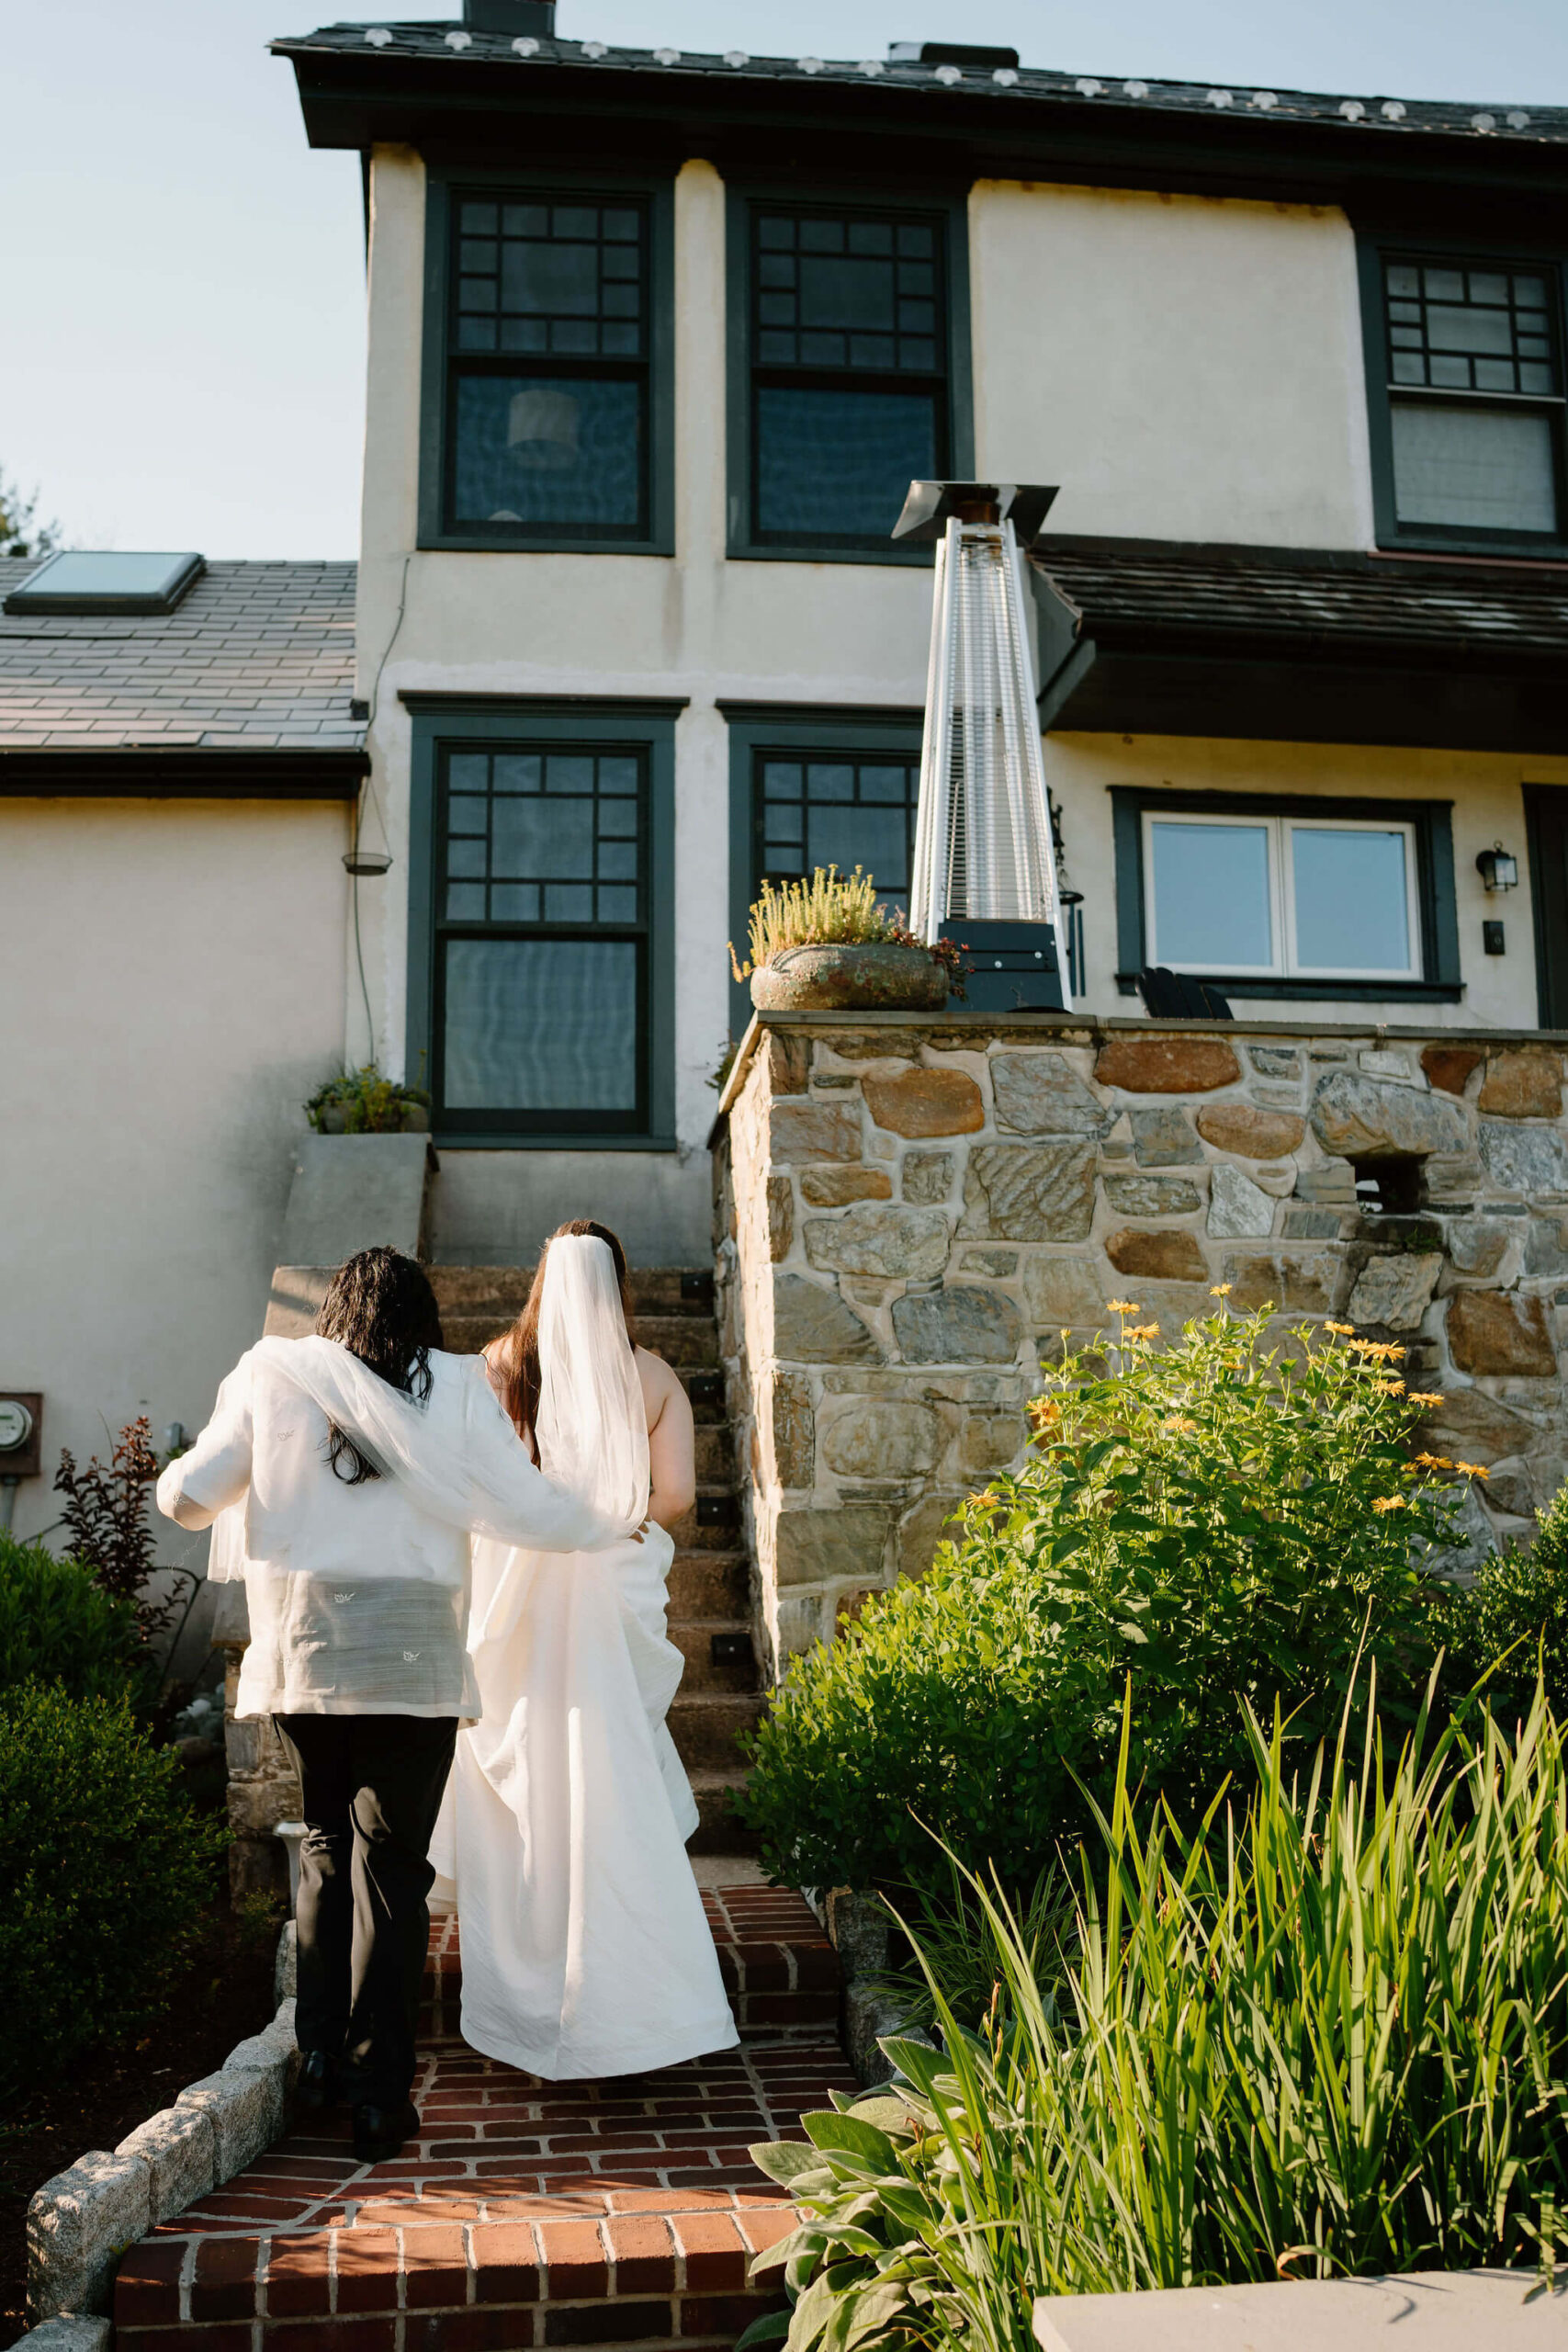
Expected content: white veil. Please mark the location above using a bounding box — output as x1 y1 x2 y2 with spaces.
533 1233 649 1525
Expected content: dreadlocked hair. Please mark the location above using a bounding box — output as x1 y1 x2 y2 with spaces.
491 1220 632 1463
315 1246 446 1484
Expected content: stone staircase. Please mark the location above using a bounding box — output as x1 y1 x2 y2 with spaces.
428 1266 762 1853
114 1891 856 2352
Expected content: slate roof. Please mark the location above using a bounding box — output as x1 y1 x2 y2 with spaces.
273 23 1566 148
0 559 361 754
1032 540 1568 664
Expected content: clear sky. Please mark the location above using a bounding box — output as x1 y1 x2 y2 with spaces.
4 0 1565 560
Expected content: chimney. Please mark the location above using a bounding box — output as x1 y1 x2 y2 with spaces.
464 0 556 34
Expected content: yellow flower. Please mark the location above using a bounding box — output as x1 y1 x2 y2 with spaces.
1455 1460 1490 1481
1125 1322 1161 1341
1325 1321 1355 1336
1210 1283 1233 1296
1106 1299 1142 1316
1348 1338 1406 1361
1163 1416 1198 1435
1377 1379 1406 1395
1407 1391 1443 1407
1412 1451 1452 1471
1371 1495 1408 1513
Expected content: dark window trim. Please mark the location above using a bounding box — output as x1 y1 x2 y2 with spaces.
723 183 974 567
1109 785 1461 1003
722 702 926 1034
1355 228 1568 561
408 698 678 1148
417 163 676 557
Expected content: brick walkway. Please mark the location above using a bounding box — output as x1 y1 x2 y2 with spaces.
115 1888 855 2352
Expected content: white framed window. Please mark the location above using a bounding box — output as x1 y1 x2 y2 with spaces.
1143 811 1421 983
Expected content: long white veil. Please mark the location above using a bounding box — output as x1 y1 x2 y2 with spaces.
534 1233 649 1525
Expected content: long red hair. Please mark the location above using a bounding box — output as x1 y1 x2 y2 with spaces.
491 1219 633 1453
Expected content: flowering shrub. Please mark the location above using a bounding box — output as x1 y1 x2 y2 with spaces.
741 1301 1479 1903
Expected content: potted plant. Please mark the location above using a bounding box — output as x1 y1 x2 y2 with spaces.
728 867 964 1013
304 1064 433 1134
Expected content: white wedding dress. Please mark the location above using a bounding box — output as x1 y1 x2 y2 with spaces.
429 1235 739 2079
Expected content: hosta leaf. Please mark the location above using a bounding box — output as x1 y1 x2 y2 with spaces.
749 2228 809 2277
805 2112 899 2171
750 2139 829 2184
735 2312 793 2352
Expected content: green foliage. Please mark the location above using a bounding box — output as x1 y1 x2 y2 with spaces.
744 1687 1568 2349
1460 1481 1568 1721
0 1682 225 2093
728 865 964 994
305 1061 432 1134
0 467 62 560
0 1532 141 1703
740 1305 1476 1902
870 1860 1073 2041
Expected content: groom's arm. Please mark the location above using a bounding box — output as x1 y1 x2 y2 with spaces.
156 1359 254 1531
462 1371 626 1552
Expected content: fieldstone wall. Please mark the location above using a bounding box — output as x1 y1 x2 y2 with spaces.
713 1014 1568 1677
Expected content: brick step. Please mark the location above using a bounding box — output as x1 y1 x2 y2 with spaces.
669 1621 759 1695
419 1894 835 2045
670 1691 767 1775
667 1551 751 1620
116 1893 852 2352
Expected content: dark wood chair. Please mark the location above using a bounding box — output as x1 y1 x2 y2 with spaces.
1137 966 1234 1020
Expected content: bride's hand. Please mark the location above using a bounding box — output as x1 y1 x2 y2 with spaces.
629 1517 652 1545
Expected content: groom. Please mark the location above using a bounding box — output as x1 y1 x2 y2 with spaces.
158 1246 621 2163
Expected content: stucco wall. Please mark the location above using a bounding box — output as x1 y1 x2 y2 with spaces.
716 1012 1568 1677
0 797 349 1577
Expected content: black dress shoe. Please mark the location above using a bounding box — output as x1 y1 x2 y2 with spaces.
352 2099 421 2165
295 2050 338 2113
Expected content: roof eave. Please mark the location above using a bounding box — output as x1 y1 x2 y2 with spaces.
0 746 368 797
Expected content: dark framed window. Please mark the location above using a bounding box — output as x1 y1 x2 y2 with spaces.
418 169 675 554
726 190 973 563
1111 788 1461 1003
1358 235 1568 557
407 700 681 1145
723 703 925 1030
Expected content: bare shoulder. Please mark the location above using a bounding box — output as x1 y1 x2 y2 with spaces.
635 1343 689 1427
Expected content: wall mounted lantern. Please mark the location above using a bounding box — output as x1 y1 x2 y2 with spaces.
1476 843 1518 893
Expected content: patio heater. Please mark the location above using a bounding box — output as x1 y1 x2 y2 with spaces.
896 480 1070 1011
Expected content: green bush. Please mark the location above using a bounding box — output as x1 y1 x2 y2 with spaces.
744 1684 1568 2346
0 1681 225 2091
741 1304 1476 1902
0 1532 142 1702
1460 1481 1568 1721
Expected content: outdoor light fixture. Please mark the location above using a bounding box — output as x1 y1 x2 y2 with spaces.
897 480 1070 1011
1476 842 1519 892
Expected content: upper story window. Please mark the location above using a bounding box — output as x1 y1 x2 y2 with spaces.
418 172 674 555
1359 239 1567 556
728 193 973 563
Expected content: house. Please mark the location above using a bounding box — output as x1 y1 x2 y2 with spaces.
4 4 1568 1682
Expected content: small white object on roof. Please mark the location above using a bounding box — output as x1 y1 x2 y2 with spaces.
513 36 540 55
798 55 824 74
653 46 681 64
1206 87 1234 107
364 25 392 44
581 39 607 56
934 62 963 84
859 59 885 74
1472 111 1496 130
446 28 472 49
1382 99 1406 119
1251 89 1278 108
1075 76 1104 96
1339 98 1366 120
993 66 1019 85
723 49 750 66
1122 79 1148 96
1507 108 1531 128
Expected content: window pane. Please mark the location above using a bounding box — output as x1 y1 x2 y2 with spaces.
1149 822 1273 968
754 751 918 899
451 375 643 530
1391 401 1558 534
443 939 638 1113
756 386 937 539
1292 828 1411 972
491 797 594 878
808 804 909 889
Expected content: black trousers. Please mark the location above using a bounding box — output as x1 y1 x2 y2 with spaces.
273 1713 457 2111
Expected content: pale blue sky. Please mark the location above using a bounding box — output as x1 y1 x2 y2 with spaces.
4 0 1565 559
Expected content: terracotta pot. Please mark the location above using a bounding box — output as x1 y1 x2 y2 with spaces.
750 942 948 1013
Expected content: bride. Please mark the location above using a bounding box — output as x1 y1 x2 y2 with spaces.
430 1220 739 2077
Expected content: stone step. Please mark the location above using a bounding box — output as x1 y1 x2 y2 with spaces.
117 1894 852 2352
671 1621 760 1694
669 1487 742 1553
430 1264 716 1320
687 1767 758 1856
437 1308 720 1368
667 1549 751 1619
680 1364 728 1423
670 1690 767 1773
694 1420 734 1483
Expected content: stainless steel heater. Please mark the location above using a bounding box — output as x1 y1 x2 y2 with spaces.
896 480 1070 1011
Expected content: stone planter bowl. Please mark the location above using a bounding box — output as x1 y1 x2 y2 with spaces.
750 942 948 1013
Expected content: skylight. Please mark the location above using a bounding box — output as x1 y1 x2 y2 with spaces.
3 550 206 616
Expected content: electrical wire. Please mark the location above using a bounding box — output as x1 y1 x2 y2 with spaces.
346 551 412 1069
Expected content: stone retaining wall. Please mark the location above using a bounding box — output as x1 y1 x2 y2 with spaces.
713 1014 1568 1676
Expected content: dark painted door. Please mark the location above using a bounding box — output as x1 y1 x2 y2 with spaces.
1526 785 1568 1027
